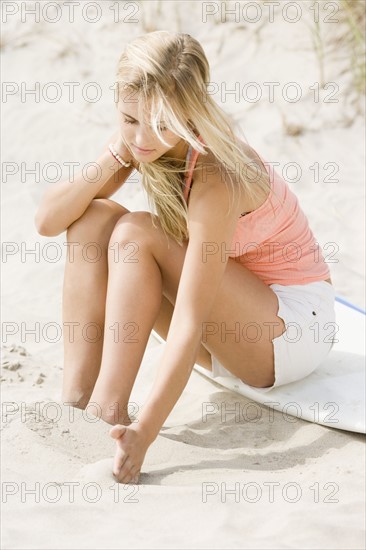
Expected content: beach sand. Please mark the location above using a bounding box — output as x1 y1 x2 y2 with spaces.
1 1 365 548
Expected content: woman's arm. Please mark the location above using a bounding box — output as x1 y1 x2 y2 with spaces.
110 159 243 484
34 131 135 237
136 168 243 444
94 130 136 200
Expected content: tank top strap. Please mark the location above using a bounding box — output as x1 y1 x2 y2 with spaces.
183 134 206 204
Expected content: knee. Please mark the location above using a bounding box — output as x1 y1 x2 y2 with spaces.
111 211 155 234
67 199 128 238
67 199 108 234
109 211 156 246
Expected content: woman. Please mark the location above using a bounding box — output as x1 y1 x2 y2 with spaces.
35 31 336 485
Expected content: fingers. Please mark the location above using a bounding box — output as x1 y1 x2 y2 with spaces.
129 468 140 485
109 425 142 484
121 470 140 485
118 457 135 483
119 470 137 484
112 449 128 477
109 424 127 440
113 458 140 484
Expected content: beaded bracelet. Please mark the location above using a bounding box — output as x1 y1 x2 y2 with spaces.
108 143 131 168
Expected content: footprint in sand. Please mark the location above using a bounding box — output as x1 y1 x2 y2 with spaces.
18 400 116 462
1 344 49 385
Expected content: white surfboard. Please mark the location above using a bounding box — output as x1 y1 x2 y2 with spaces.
151 294 365 434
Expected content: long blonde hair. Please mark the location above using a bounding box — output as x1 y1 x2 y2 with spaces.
115 30 279 245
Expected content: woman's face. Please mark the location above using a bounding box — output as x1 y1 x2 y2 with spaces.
117 93 188 162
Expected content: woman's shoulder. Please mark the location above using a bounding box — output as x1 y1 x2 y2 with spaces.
191 136 271 214
233 138 268 175
194 136 267 180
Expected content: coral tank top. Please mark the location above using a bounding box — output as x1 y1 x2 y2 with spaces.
182 135 331 286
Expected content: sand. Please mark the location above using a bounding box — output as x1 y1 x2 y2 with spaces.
1 1 365 548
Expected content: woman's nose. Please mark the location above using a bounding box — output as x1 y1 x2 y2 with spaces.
134 126 154 148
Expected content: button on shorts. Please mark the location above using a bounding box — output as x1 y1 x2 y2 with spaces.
210 280 337 393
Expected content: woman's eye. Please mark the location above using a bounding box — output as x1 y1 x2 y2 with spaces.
123 117 167 131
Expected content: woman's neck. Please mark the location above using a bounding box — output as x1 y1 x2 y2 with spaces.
164 138 191 163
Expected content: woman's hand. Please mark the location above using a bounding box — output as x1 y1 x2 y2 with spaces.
112 133 134 164
109 423 152 484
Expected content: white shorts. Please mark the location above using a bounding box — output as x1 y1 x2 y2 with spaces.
210 280 336 393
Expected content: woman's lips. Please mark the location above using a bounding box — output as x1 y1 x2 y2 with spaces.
133 144 155 154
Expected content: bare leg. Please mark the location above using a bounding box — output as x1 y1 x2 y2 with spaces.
88 209 286 427
88 213 170 425
89 211 213 425
62 199 130 409
62 200 212 414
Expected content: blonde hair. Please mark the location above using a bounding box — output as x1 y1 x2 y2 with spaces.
115 30 280 245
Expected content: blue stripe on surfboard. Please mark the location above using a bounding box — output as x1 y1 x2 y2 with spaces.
335 295 366 315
